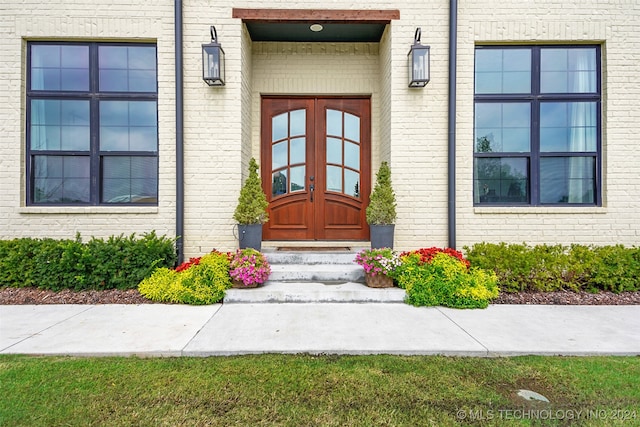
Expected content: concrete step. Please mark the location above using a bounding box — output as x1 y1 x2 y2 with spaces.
262 250 363 265
224 281 406 304
268 263 365 283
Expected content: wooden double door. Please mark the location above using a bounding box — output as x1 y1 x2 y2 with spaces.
261 97 371 241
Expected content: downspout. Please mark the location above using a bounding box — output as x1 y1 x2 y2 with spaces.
448 0 458 249
175 0 185 264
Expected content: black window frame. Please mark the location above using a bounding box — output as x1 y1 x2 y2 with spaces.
473 45 602 207
26 41 159 206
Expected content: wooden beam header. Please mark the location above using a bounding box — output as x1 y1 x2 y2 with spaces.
232 8 400 23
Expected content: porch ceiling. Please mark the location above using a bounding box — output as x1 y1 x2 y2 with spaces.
233 9 400 43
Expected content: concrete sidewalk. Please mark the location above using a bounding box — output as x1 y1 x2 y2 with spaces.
2 303 639 357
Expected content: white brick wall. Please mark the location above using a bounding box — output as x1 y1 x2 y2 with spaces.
2 0 640 258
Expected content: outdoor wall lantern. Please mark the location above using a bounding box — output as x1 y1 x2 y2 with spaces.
408 27 430 88
202 26 225 86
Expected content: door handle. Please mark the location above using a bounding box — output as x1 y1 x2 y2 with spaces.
309 184 315 202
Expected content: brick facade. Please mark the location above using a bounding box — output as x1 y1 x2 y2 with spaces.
2 0 639 257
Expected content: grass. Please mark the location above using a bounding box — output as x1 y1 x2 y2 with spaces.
1 354 638 426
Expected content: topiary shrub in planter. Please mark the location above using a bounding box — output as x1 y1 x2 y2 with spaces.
138 251 231 305
395 250 499 309
366 162 397 249
233 157 269 251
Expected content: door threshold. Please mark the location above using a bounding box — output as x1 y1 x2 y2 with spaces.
262 241 368 252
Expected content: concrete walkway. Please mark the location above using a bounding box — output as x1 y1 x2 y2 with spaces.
2 303 639 357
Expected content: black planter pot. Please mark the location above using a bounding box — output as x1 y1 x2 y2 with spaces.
370 224 395 249
237 224 263 251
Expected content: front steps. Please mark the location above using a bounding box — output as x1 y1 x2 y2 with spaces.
224 247 406 304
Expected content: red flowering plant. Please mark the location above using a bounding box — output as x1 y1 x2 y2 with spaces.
401 247 471 268
228 248 272 287
175 257 202 272
354 248 402 277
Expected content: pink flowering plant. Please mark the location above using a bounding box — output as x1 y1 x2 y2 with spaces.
355 248 401 277
228 248 271 287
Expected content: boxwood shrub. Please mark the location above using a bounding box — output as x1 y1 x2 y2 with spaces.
464 242 640 293
0 232 176 291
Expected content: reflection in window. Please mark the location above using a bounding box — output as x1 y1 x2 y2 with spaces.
99 46 157 92
271 109 306 197
27 42 158 205
474 45 600 206
325 109 361 198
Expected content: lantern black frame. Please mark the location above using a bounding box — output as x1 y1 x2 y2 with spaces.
202 26 225 86
408 28 430 88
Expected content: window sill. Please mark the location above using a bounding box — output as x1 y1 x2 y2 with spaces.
474 206 607 215
19 206 159 215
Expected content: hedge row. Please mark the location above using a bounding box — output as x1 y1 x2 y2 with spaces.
0 232 177 291
464 242 640 294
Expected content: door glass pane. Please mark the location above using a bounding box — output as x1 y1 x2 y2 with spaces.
540 157 595 204
272 113 287 142
290 109 306 137
326 165 342 192
272 141 287 170
540 102 597 152
327 137 342 164
345 142 360 170
272 170 288 196
326 109 342 137
344 169 360 198
344 113 360 142
290 137 305 165
290 166 305 192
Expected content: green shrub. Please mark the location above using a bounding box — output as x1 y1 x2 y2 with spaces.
138 252 231 305
0 232 176 291
464 242 640 294
395 252 498 309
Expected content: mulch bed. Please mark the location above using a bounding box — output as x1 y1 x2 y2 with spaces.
1 287 639 305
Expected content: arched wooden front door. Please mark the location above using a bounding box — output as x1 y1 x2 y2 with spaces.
261 97 371 241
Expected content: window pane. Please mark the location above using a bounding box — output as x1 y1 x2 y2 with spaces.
102 156 157 203
345 169 360 198
272 170 288 196
475 103 530 152
540 102 597 152
475 48 531 94
31 45 89 91
326 109 342 137
474 157 528 204
540 157 595 204
100 101 158 151
326 165 342 192
327 137 342 165
290 166 305 192
99 46 157 92
289 109 306 137
33 155 90 203
31 100 90 151
541 48 597 93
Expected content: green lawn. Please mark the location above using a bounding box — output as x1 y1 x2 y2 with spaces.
1 354 638 426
